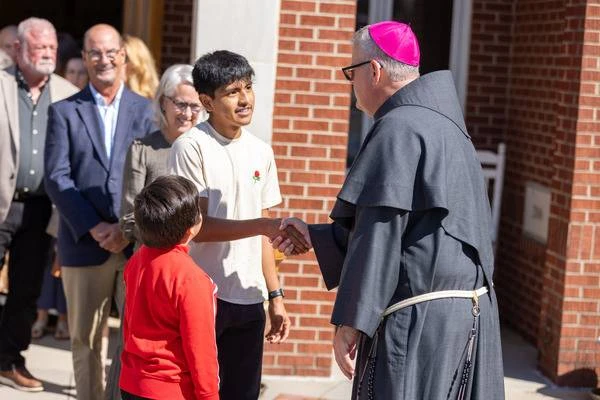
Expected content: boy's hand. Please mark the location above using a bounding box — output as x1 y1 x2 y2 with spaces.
265 218 310 254
271 218 312 256
265 297 290 343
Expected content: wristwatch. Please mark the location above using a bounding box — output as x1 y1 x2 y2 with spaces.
268 288 285 300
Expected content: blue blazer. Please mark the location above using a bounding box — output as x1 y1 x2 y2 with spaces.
44 85 154 266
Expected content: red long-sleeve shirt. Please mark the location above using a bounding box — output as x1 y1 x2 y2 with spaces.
120 244 219 400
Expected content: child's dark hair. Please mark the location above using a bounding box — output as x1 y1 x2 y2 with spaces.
134 175 202 249
192 50 254 97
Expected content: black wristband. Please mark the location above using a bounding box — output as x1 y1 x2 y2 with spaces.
268 288 285 300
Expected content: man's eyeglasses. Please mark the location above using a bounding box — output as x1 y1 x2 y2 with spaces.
341 60 371 81
86 48 122 62
166 96 203 114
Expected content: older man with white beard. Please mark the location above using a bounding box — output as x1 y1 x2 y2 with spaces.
0 18 77 392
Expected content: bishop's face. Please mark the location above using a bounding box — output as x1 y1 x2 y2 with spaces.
349 45 377 117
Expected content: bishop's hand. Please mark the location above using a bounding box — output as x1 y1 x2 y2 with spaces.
270 217 312 256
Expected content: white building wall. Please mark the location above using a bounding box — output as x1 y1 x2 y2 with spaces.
191 0 281 144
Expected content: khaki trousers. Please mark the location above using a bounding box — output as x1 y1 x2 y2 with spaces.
62 254 125 400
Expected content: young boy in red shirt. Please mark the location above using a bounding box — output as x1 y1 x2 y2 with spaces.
119 175 219 400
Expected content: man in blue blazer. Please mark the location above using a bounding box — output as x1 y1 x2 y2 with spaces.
44 24 153 400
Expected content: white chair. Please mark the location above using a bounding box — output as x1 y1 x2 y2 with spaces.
476 143 506 249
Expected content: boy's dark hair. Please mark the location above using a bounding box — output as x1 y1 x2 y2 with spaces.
134 175 202 249
192 50 254 97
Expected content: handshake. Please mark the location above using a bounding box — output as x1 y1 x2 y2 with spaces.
266 218 312 256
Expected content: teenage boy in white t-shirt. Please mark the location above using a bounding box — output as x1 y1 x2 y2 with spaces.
168 50 306 400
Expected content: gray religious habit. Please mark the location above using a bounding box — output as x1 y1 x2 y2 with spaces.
309 70 505 399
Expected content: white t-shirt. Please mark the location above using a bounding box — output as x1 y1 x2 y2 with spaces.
168 121 282 304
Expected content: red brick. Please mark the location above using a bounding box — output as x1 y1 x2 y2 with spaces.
295 94 331 105
311 134 347 146
288 329 317 341
309 160 346 171
299 41 335 53
280 13 297 25
281 0 315 12
290 172 327 184
288 198 324 209
276 80 311 91
279 27 315 40
299 317 333 328
277 53 314 65
301 290 336 302
314 82 351 93
274 106 310 117
313 108 350 120
279 184 305 196
319 2 355 15
276 158 307 170
316 55 351 67
307 186 340 197
284 276 321 287
293 120 329 131
297 343 332 353
300 15 336 27
296 68 332 80
277 355 314 366
290 145 327 158
284 303 318 314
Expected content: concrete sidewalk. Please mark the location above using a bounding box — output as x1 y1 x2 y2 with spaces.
0 324 593 399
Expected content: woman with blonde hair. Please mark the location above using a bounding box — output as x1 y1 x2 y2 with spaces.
123 34 159 99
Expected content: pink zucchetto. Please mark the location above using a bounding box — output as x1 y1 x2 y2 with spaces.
368 21 420 66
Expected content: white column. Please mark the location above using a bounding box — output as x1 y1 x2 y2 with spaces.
190 0 281 144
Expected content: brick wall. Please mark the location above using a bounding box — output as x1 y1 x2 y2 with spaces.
468 0 600 386
266 0 356 377
160 0 193 71
554 1 600 386
466 0 513 150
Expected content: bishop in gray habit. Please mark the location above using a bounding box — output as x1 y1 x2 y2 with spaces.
293 21 505 400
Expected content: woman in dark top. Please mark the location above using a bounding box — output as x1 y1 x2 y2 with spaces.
120 64 204 244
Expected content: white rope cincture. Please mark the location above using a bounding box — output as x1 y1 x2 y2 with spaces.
382 286 489 318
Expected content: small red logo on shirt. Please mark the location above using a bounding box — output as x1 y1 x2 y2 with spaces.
253 170 261 183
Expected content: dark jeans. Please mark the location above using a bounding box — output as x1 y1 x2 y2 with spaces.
120 390 153 400
216 299 266 400
0 196 52 370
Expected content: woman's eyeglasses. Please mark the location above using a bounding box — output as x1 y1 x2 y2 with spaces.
166 96 203 114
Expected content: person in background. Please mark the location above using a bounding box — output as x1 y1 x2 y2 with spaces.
120 64 202 245
30 209 69 341
0 25 17 63
0 25 17 298
122 34 158 99
55 32 79 77
44 24 154 400
0 17 77 392
119 175 219 400
0 49 12 69
63 57 87 90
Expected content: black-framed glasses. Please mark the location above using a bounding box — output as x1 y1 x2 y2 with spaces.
341 60 371 81
86 48 122 62
166 96 203 114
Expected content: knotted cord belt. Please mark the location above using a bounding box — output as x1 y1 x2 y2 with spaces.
356 286 489 400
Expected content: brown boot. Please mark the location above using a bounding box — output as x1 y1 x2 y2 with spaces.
0 365 44 392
